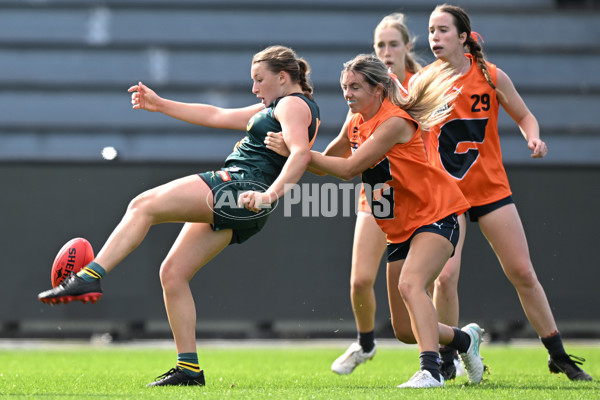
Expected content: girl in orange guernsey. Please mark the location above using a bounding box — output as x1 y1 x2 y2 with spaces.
269 53 484 389
328 13 426 376
426 4 592 381
266 13 465 379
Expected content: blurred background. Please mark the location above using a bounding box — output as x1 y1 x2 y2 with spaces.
1 0 599 342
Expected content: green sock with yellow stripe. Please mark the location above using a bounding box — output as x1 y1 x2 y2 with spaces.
177 353 201 377
76 261 106 282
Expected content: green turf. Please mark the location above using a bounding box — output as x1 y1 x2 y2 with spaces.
0 342 598 399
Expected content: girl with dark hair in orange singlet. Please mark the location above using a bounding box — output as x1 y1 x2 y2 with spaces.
426 4 592 381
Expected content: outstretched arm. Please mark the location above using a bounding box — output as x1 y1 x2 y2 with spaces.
310 117 412 180
496 69 547 158
128 82 264 131
264 115 353 175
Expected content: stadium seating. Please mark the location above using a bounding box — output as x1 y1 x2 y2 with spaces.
0 0 598 163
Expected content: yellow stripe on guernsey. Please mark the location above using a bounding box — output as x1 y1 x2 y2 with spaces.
81 267 102 279
177 361 201 373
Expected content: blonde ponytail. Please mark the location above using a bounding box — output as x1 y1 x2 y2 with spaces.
402 62 458 131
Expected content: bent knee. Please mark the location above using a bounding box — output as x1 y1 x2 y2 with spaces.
391 324 416 344
435 269 459 293
350 276 376 293
505 263 539 287
398 279 422 302
127 191 154 214
159 262 173 289
159 259 188 291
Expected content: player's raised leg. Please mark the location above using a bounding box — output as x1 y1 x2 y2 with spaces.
38 175 216 305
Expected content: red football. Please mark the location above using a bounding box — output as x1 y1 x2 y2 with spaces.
51 238 95 287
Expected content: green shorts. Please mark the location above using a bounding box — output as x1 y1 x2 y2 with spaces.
199 167 272 244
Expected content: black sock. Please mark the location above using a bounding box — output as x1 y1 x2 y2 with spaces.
358 330 375 353
439 345 457 365
447 327 471 354
541 331 567 359
420 351 441 382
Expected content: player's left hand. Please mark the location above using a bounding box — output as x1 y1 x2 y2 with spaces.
528 138 548 158
238 191 272 213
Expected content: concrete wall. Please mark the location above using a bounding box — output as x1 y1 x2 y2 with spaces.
1 162 598 339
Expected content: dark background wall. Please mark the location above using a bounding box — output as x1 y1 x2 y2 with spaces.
1 0 599 340
1 162 598 340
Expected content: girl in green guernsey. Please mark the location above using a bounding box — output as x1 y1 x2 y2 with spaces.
38 45 320 387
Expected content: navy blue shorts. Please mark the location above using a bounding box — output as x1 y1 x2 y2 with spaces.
199 168 273 244
386 213 460 262
466 195 514 222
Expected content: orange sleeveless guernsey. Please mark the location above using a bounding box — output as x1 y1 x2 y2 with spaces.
349 98 470 244
427 54 512 207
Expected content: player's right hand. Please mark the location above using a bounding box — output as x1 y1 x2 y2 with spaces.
128 81 160 112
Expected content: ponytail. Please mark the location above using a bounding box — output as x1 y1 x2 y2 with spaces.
297 58 314 99
402 63 459 131
463 34 507 104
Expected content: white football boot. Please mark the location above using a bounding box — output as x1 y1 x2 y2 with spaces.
459 323 484 384
331 342 376 375
397 370 444 388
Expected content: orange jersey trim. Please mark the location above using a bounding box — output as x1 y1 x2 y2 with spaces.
216 171 231 182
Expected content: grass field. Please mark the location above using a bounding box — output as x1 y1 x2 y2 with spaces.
0 340 598 399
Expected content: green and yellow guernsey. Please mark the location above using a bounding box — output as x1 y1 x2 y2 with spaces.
223 93 320 184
